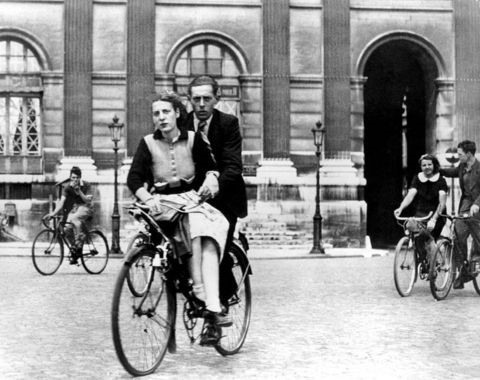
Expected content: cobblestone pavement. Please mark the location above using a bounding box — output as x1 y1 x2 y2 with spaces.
1 255 480 380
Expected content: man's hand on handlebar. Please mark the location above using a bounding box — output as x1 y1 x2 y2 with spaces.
426 218 436 231
198 171 219 202
393 208 402 217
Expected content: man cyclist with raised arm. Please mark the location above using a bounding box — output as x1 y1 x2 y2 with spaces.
45 166 93 264
441 140 480 289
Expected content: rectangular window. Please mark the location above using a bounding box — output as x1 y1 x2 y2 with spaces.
0 96 41 156
0 183 32 199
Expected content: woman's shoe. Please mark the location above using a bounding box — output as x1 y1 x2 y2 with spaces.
199 322 220 346
204 309 233 327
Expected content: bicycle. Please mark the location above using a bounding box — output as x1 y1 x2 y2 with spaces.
430 213 480 300
393 212 433 297
31 215 109 275
111 201 252 377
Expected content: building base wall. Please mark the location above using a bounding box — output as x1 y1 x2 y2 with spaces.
1 175 367 249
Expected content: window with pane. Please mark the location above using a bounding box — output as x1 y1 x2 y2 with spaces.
0 39 41 73
173 41 242 118
0 97 40 155
174 42 240 77
0 38 42 157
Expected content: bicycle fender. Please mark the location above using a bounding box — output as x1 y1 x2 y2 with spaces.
123 244 156 265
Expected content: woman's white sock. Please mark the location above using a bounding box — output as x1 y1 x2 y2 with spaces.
192 284 206 301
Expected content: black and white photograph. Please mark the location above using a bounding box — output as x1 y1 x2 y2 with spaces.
1 0 480 379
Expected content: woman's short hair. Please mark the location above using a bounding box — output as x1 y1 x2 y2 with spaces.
418 154 440 173
150 90 188 125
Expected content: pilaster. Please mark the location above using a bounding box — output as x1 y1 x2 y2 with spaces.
64 0 93 157
126 0 156 156
323 0 351 155
435 78 455 164
257 0 296 181
350 76 367 168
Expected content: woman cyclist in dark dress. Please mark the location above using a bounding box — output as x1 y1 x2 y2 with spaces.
394 154 448 265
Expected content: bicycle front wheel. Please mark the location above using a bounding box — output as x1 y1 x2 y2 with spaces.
81 230 109 274
393 236 417 297
215 243 252 356
32 229 64 275
126 233 150 297
429 239 454 301
111 248 176 377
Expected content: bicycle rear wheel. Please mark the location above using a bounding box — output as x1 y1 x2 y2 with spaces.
81 230 109 274
215 243 251 356
32 229 64 275
111 248 176 376
393 236 417 297
472 265 480 296
429 239 454 300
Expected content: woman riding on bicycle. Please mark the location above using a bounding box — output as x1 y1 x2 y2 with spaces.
127 91 231 339
394 154 448 265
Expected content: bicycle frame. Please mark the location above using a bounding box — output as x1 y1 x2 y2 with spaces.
125 201 250 327
439 213 477 266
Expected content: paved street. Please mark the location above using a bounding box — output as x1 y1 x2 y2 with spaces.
1 254 480 380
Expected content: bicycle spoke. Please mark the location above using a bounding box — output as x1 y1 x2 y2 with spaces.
81 231 109 274
430 240 454 300
32 230 63 275
215 244 251 356
112 248 174 376
394 236 417 297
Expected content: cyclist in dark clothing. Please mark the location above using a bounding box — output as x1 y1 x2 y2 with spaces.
394 154 448 265
46 166 93 264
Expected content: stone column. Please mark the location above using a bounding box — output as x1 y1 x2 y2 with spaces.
256 0 296 182
455 0 480 143
350 76 367 170
435 78 457 213
323 0 351 157
435 78 455 161
126 0 156 156
59 0 97 181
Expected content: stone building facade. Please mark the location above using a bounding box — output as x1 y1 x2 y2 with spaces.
0 0 478 247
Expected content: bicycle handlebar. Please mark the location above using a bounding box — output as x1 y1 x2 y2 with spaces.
42 214 62 229
394 211 433 222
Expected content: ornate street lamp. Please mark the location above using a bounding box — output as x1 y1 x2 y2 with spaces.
108 115 124 254
445 147 459 215
310 120 326 254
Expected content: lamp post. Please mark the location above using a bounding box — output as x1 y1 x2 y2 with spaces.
108 115 124 254
445 147 459 215
310 120 326 254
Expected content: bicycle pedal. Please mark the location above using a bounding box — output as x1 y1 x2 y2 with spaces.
199 332 220 346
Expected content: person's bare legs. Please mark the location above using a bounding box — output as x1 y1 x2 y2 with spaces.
189 237 205 301
202 238 221 313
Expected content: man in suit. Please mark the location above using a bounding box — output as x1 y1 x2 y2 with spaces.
187 75 248 302
441 140 480 289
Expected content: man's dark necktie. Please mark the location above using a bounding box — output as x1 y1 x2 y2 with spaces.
198 121 207 133
197 121 210 144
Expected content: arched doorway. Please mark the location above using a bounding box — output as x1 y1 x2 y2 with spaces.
363 38 440 247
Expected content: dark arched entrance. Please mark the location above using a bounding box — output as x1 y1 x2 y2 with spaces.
364 40 438 247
